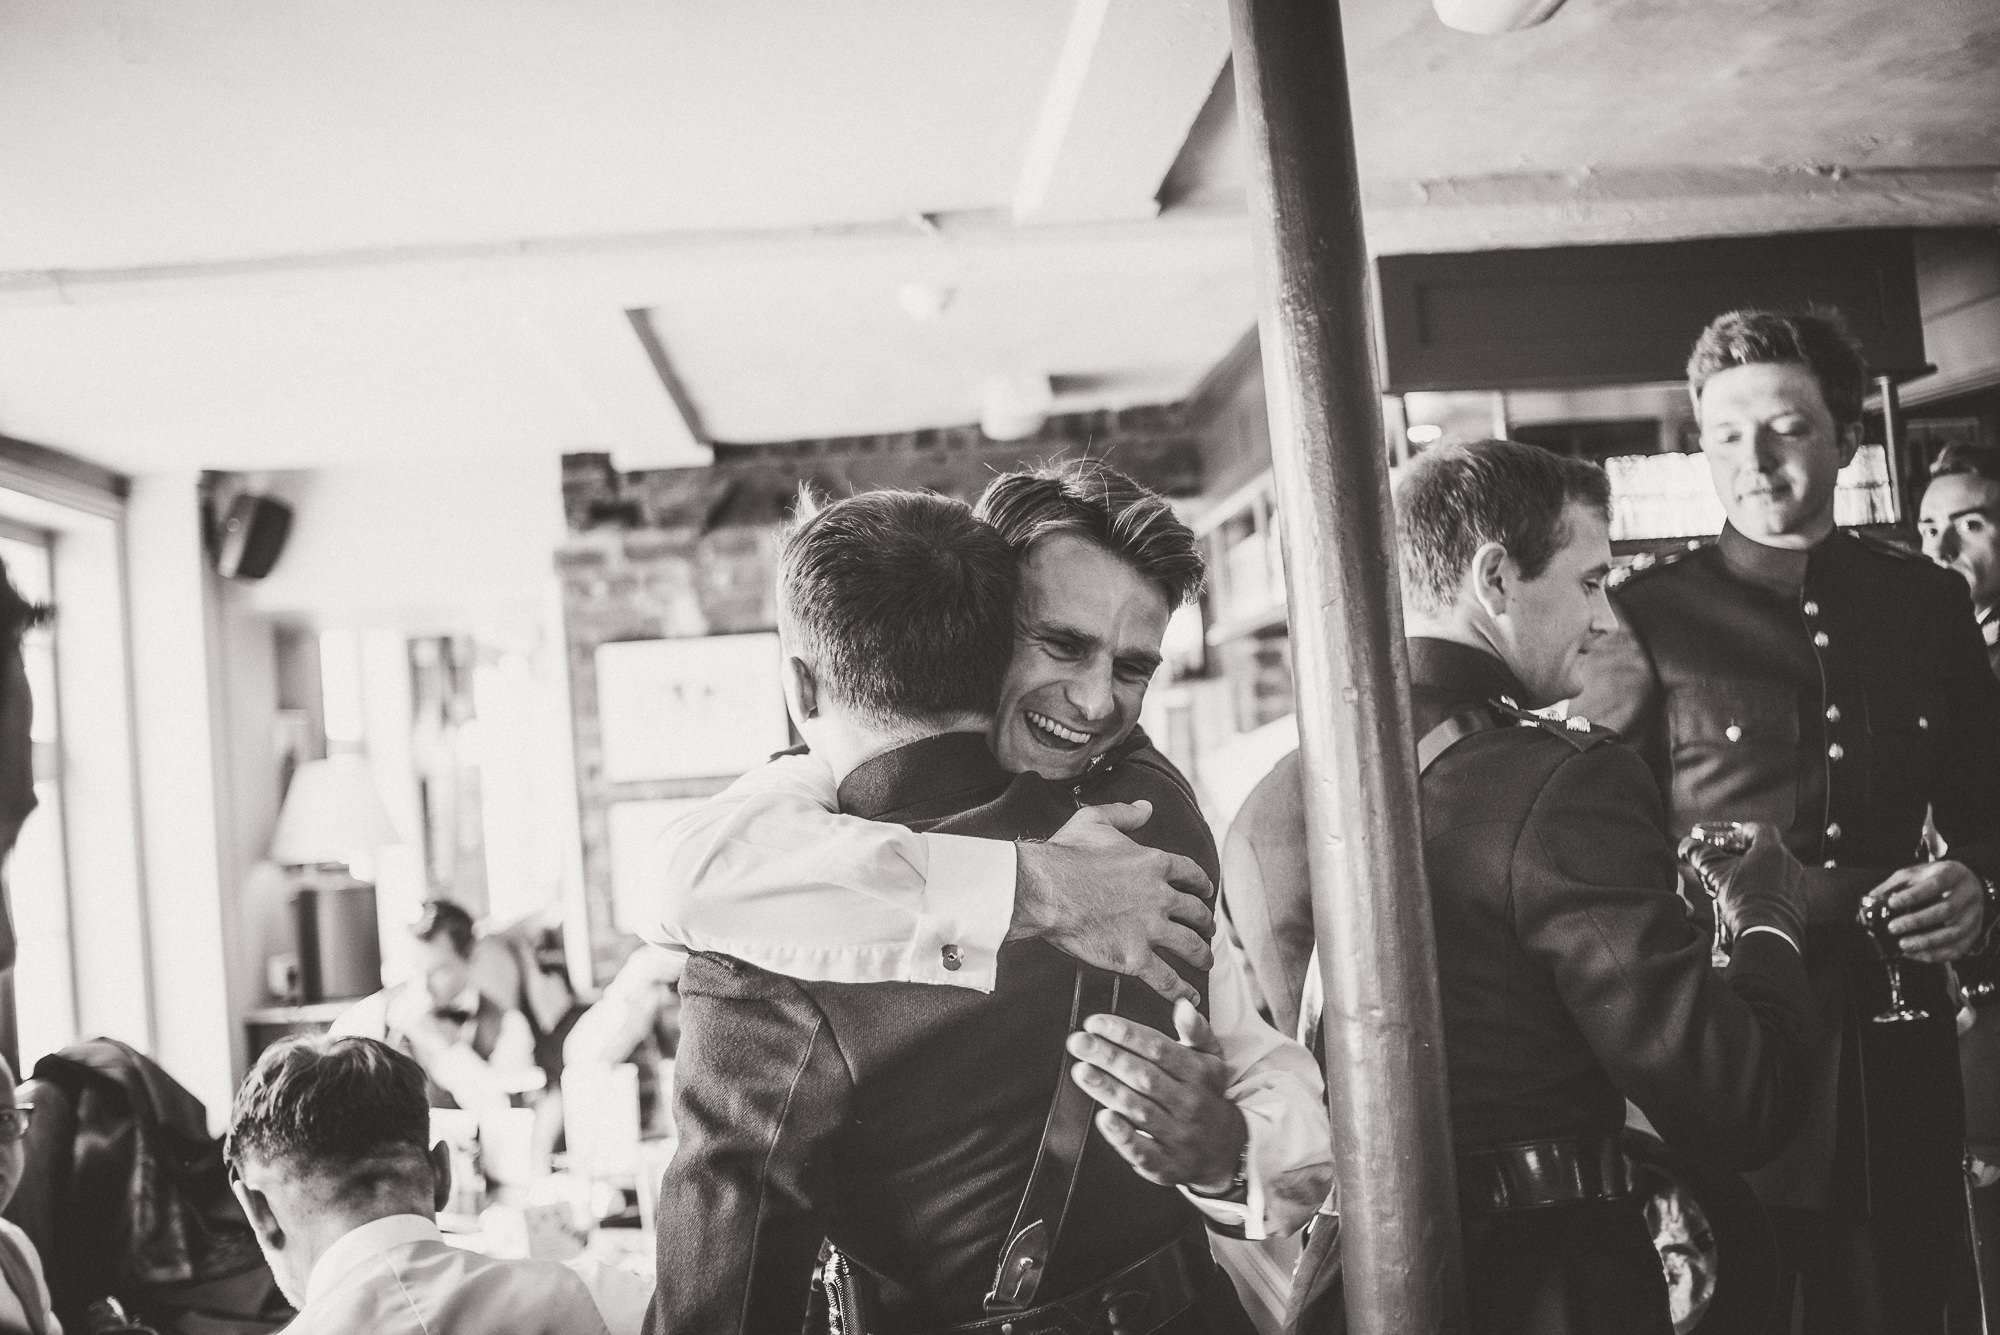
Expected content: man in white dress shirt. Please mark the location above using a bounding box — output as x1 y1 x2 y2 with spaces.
226 1034 646 1335
333 900 543 1114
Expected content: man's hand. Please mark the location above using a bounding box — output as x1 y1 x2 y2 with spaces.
1694 822 1807 951
1065 1000 1247 1195
1869 860 1985 963
1012 802 1215 1006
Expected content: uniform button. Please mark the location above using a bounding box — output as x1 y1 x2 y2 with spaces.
1824 859 1839 869
1812 631 1830 649
941 945 962 971
1918 715 1930 730
1826 823 1842 842
1825 704 1842 723
1725 723 1743 743
1803 600 1820 617
1827 742 1845 760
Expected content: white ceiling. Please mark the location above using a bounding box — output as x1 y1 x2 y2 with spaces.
0 0 1993 475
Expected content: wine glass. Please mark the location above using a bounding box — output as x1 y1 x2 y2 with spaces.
1683 822 1755 967
1859 896 1929 1024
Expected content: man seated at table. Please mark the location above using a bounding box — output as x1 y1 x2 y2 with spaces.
226 1034 649 1334
0 1054 59 1335
333 899 543 1114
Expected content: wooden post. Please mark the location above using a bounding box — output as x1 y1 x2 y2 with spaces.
1226 2 1465 1332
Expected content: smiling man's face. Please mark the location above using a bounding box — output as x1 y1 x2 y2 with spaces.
993 533 1170 782
1696 361 1858 548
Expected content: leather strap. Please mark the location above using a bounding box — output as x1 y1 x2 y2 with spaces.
0 1227 49 1335
1416 705 1503 774
984 965 1121 1314
954 1224 1210 1334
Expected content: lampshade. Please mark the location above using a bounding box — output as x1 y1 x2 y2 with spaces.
1432 0 1567 33
270 754 402 867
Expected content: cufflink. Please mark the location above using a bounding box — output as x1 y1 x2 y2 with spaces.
941 944 963 971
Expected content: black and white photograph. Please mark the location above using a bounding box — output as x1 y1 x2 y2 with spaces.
0 2 1996 1333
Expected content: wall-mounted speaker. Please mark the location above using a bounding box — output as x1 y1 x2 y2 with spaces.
214 493 293 582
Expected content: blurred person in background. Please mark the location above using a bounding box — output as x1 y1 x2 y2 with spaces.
0 561 44 1075
332 900 542 1115
0 1053 58 1335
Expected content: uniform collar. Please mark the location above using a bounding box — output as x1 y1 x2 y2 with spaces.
306 1213 440 1307
1715 522 1828 594
836 731 1009 822
1406 637 1529 711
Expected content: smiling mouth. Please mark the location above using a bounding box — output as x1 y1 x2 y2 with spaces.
1025 710 1093 749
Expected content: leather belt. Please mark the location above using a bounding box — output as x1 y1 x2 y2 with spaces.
1457 1134 1635 1214
938 1226 1212 1335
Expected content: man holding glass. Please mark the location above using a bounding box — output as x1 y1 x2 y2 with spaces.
1576 308 2000 1332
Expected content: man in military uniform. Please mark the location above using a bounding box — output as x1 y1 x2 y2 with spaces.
1575 309 2000 1332
1920 443 2000 681
1395 439 1816 1334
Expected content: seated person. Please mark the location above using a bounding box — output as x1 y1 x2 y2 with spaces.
332 900 542 1114
226 1035 649 1334
0 1054 58 1335
653 488 1329 1333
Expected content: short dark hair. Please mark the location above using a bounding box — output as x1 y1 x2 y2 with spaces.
975 459 1204 609
1687 308 1870 428
411 899 475 958
225 1036 430 1186
1931 442 2000 487
1395 440 1612 615
780 489 1019 730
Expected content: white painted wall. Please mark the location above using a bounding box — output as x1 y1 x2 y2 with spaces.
124 472 240 1125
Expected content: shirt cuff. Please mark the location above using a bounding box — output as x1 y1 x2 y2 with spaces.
1179 1121 1270 1240
1737 923 1801 954
900 834 1018 993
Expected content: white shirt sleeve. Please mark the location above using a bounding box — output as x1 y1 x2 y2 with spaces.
1179 929 1335 1241
648 752 1019 992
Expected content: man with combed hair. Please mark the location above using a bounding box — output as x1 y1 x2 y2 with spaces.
1920 442 2000 680
1575 309 2000 1331
1395 439 1815 1333
646 461 1330 1240
226 1034 650 1334
650 489 1326 1335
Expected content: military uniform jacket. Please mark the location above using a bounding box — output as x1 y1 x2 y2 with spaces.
648 732 1216 1335
1412 638 1814 1162
1576 524 2000 1221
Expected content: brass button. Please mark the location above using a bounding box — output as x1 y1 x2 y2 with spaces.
1725 723 1744 743
1826 823 1842 842
1918 715 1930 730
1827 742 1845 760
941 945 962 971
1825 704 1842 723
1824 859 1839 869
1812 631 1830 649
1803 599 1820 617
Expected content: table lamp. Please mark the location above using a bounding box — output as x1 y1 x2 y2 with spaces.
271 753 401 1002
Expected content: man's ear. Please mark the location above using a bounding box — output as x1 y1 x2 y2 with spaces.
229 1168 284 1250
781 655 820 723
1835 419 1863 470
1466 541 1512 619
428 1140 454 1214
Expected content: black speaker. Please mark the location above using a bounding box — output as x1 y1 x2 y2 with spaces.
214 493 292 581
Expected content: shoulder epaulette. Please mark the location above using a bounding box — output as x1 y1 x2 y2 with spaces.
1848 527 1926 562
1489 697 1617 751
1607 537 1711 589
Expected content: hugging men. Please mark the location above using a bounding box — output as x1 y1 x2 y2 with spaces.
649 469 1330 1334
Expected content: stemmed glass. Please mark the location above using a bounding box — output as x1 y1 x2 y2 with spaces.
1859 896 1929 1024
1684 822 1755 968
